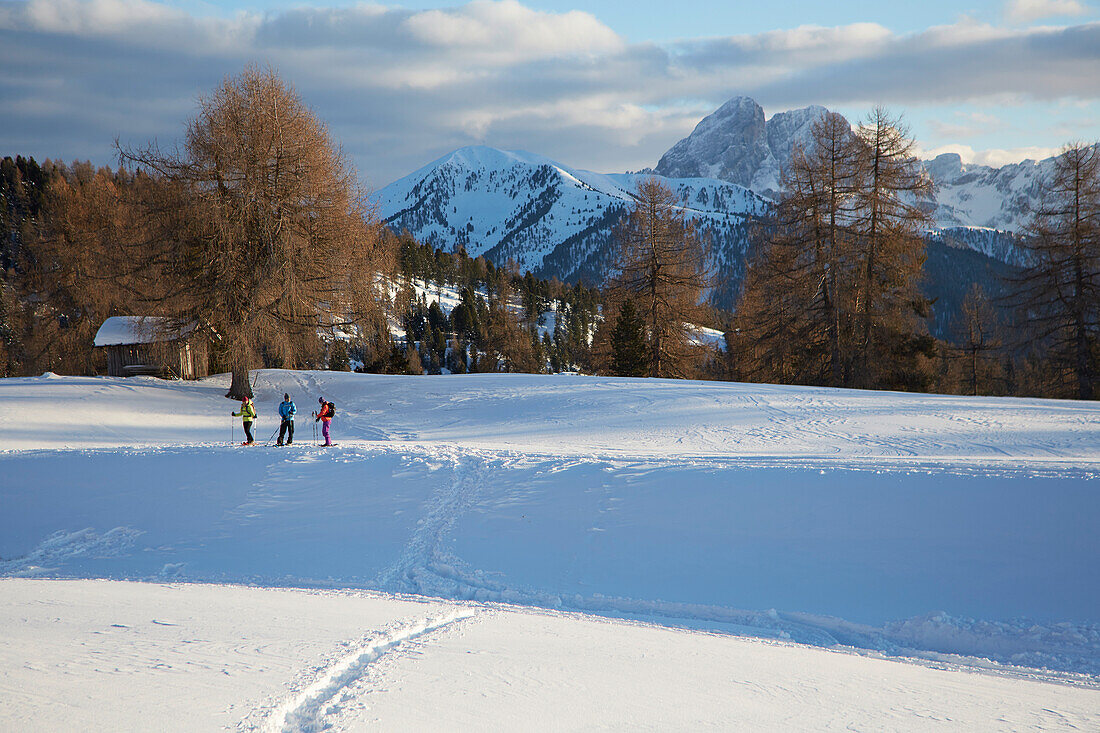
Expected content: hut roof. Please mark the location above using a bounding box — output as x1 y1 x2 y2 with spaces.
93 317 194 347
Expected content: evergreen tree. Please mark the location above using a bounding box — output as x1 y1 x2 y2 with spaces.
452 287 481 342
542 331 559 373
328 340 351 371
427 300 448 332
404 298 429 343
610 299 647 377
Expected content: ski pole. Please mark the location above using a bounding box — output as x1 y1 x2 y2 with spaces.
231 416 235 446
266 426 279 445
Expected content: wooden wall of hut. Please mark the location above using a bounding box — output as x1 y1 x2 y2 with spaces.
101 338 208 380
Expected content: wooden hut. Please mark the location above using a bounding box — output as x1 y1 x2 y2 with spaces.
93 317 209 379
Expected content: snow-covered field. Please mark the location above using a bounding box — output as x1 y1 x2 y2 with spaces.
2 371 1099 729
4 579 1098 732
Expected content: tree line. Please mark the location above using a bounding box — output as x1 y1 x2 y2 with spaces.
1 67 1096 399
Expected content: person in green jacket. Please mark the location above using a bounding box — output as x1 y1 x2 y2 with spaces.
232 396 257 445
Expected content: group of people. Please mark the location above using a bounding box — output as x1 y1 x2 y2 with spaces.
232 393 335 446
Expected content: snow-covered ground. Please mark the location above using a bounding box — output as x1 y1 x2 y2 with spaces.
2 371 1098 729
3 579 1098 732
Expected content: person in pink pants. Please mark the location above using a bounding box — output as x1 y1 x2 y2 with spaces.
315 397 333 446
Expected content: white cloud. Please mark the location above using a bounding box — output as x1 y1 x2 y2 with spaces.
1006 0 1092 24
23 0 179 33
0 0 1098 183
402 0 623 60
923 143 1063 166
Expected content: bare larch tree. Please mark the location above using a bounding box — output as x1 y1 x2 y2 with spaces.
735 111 861 385
608 178 711 379
1010 142 1100 399
123 66 390 398
850 107 934 387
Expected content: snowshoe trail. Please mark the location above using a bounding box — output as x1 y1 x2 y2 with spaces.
251 609 474 733
376 447 497 595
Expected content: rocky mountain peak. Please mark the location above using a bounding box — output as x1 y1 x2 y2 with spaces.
654 96 770 187
654 96 834 196
765 105 831 167
926 152 966 183
651 95 1062 232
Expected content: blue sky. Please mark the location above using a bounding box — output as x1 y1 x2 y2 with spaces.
160 0 1096 38
1 0 1098 185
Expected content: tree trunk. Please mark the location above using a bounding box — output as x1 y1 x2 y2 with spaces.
1075 318 1093 400
228 368 253 399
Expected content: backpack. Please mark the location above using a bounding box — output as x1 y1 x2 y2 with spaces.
326 401 336 418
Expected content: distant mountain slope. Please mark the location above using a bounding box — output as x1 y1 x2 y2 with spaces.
923 229 1019 338
377 146 770 291
923 152 1052 232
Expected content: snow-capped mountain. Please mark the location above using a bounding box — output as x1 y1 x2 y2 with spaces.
654 96 828 198
378 145 770 292
655 95 1066 234
374 146 1022 323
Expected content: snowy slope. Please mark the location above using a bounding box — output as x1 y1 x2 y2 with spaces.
3 579 1098 732
924 152 1052 232
377 145 769 287
4 371 1094 461
2 370 1098 675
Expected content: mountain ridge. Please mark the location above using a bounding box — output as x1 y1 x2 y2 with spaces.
374 96 1060 332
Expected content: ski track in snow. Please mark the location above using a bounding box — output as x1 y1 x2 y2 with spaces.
0 526 143 577
246 610 474 733
375 446 504 595
360 446 1100 678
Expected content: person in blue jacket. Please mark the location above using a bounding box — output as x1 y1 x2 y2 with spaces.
276 393 296 446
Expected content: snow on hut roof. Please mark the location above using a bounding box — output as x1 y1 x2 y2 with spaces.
93 317 194 347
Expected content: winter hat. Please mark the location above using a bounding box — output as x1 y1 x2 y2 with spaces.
284 393 290 400
319 397 325 404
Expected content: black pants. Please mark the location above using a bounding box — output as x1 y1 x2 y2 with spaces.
278 419 294 444
243 420 254 443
